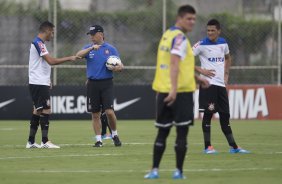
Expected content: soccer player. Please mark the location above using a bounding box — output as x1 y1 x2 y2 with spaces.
193 19 250 154
26 21 79 149
144 5 209 179
76 25 123 147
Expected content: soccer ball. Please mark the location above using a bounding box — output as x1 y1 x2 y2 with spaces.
106 56 122 69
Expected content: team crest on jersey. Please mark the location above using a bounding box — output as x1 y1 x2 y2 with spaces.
208 103 215 111
89 52 95 58
105 49 110 55
220 46 224 52
38 41 46 53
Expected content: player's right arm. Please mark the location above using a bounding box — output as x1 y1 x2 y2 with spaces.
76 45 100 58
43 54 80 65
34 40 80 65
193 41 215 78
164 54 180 106
164 33 186 106
195 66 215 78
195 74 210 88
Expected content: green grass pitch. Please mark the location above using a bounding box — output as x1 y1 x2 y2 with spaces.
0 120 281 184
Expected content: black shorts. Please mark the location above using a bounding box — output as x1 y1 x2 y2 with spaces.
87 79 114 113
155 92 194 128
29 84 50 111
199 85 229 113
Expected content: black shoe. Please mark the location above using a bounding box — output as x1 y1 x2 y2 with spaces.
93 141 103 147
112 135 122 147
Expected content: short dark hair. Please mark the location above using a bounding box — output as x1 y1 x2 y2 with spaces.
39 21 55 32
207 19 221 30
177 5 196 17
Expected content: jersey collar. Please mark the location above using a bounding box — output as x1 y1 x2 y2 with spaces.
205 37 217 44
169 26 181 31
36 36 44 43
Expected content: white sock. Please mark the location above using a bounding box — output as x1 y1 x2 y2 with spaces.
152 168 158 172
96 135 102 142
112 130 118 137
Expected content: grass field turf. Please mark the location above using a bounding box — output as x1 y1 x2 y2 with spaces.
0 120 281 184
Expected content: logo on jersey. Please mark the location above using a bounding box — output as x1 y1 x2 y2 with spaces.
160 45 170 52
38 41 46 53
160 64 168 69
208 57 225 62
105 49 110 55
193 41 202 49
89 52 95 58
220 46 224 52
172 34 185 51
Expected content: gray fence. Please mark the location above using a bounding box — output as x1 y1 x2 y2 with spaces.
0 0 281 86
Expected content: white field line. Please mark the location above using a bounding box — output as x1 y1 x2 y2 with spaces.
0 143 153 148
0 151 282 160
0 154 124 160
1 142 282 148
17 167 278 173
0 128 15 131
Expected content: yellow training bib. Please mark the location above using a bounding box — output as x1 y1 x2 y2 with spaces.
152 27 196 93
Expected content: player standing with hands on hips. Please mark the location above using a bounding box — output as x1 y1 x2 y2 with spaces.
76 25 123 147
193 19 250 154
26 21 80 149
145 5 209 180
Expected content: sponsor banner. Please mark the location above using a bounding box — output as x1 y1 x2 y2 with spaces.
194 85 282 120
0 86 155 120
0 85 281 120
227 85 282 120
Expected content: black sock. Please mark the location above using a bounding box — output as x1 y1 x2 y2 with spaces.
28 114 40 144
219 112 238 149
107 122 112 135
225 134 238 149
152 128 170 169
101 112 107 136
40 113 50 144
202 113 213 149
175 126 189 173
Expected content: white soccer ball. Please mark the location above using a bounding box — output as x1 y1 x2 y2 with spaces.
106 56 122 69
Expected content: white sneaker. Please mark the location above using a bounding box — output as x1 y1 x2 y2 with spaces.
41 141 60 148
26 141 40 148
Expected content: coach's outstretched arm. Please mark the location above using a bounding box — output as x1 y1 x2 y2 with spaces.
43 54 80 65
76 45 100 58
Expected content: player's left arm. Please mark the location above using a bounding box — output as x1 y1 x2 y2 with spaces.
224 53 231 85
